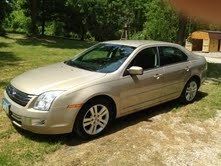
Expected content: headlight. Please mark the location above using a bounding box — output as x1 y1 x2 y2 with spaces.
34 91 64 111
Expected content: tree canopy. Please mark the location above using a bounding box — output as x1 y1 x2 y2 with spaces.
1 0 221 43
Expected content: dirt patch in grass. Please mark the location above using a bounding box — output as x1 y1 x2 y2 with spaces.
37 110 221 166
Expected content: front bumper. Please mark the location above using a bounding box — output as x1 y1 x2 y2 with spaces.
2 91 79 134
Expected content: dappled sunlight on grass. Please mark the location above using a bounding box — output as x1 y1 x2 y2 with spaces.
183 82 221 121
0 134 61 166
0 33 94 165
0 33 94 96
207 63 221 80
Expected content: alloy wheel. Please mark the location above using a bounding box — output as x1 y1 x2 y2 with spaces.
83 104 109 135
185 81 198 101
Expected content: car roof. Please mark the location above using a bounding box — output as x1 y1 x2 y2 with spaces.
103 40 175 48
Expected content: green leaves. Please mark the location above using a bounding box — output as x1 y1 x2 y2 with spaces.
133 0 179 42
1 0 189 42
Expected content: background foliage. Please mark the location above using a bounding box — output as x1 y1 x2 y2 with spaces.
1 0 221 43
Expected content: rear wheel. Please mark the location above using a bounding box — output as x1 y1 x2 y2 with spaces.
180 79 199 103
74 98 114 139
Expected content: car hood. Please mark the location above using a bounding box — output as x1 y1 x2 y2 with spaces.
11 63 106 95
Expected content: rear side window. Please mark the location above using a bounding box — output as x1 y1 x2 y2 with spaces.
159 47 188 66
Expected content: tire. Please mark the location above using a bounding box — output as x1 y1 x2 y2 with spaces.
74 98 114 139
180 78 199 104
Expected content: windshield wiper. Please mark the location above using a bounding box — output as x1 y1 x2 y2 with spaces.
78 64 95 71
65 60 95 71
65 60 79 68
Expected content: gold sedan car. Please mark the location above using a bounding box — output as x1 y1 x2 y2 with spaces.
2 40 207 139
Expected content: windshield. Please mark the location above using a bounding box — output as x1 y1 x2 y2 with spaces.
65 43 135 73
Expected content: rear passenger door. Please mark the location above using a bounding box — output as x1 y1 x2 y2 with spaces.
158 46 191 99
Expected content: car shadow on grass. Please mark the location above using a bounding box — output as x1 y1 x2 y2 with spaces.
13 91 208 147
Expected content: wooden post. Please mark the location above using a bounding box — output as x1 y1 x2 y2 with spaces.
121 23 129 40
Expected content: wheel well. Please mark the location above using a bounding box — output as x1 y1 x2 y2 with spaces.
84 95 117 119
190 75 201 87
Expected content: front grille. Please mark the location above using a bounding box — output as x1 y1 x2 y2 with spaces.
6 84 32 106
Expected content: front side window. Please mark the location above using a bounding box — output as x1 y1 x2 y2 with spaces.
159 47 188 66
65 43 135 73
130 47 158 70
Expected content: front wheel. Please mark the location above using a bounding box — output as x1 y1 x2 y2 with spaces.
180 79 199 104
74 98 113 139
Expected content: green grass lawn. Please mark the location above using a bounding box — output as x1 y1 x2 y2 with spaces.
0 34 221 166
0 34 94 166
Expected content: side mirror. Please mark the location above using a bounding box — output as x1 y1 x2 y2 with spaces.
127 66 143 75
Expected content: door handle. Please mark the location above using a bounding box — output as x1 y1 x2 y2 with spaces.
154 74 162 79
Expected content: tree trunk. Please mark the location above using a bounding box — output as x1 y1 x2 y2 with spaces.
0 0 8 36
41 0 45 35
177 13 188 46
41 19 45 35
80 25 85 41
30 0 38 35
